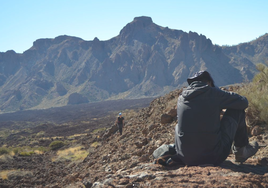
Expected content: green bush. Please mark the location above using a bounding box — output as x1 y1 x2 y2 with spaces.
238 62 268 125
49 141 65 150
0 147 9 155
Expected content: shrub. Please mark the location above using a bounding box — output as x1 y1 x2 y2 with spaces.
35 146 48 153
49 141 65 150
0 147 9 155
6 146 48 156
238 62 268 126
0 170 33 180
36 131 45 138
0 170 15 180
12 148 20 155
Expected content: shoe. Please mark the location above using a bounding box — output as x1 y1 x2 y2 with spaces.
233 141 259 162
166 158 175 166
154 155 173 166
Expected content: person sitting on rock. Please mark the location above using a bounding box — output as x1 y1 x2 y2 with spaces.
115 112 124 135
172 70 259 166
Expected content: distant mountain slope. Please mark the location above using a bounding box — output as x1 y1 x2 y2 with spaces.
0 16 267 113
222 33 268 81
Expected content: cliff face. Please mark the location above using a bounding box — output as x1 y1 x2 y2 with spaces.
0 16 266 113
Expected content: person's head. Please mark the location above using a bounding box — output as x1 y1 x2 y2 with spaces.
187 70 215 87
119 112 122 117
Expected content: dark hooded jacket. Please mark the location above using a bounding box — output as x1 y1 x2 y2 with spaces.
175 81 248 165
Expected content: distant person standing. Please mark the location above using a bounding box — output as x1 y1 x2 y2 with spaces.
115 112 124 135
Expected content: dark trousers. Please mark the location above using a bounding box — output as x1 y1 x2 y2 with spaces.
172 109 249 165
214 109 249 165
118 123 123 135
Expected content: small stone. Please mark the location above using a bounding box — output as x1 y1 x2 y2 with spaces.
103 178 114 185
82 178 92 188
142 128 149 136
130 162 139 168
119 178 129 185
161 114 173 124
139 154 149 162
251 125 262 136
148 124 158 131
257 157 268 166
125 184 134 188
134 142 144 148
167 109 177 118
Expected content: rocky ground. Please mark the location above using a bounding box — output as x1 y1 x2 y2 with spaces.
0 88 268 187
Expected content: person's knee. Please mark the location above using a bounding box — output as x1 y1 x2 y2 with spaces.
223 109 245 123
224 108 244 115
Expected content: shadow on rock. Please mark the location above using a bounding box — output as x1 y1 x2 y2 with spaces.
220 160 268 175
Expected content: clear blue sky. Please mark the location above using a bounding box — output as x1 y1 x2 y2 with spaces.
0 0 267 53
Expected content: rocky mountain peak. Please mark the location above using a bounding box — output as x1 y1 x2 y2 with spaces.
5 50 16 55
119 16 154 38
32 35 81 53
93 37 100 42
32 38 52 52
53 35 82 44
133 16 153 26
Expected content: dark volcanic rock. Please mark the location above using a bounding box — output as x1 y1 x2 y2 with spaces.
160 114 173 124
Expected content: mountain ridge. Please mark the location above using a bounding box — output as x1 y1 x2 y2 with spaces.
0 16 267 113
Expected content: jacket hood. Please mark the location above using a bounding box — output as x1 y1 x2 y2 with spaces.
181 81 210 100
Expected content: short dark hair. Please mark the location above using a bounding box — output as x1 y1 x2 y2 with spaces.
187 71 215 87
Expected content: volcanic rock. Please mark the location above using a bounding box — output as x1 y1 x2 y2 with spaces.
160 114 173 124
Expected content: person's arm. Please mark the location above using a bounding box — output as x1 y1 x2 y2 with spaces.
217 88 248 110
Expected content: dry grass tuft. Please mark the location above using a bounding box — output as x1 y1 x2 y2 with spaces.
0 170 16 180
52 146 88 162
68 133 88 139
90 142 101 148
